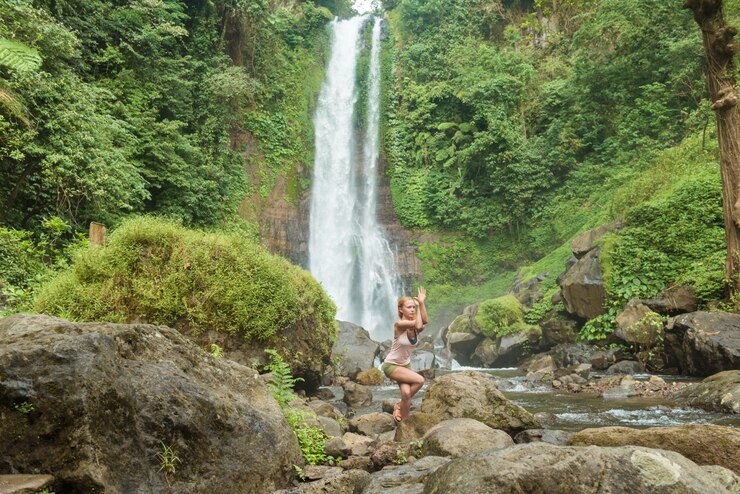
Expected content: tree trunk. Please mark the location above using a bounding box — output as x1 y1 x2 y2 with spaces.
684 0 740 297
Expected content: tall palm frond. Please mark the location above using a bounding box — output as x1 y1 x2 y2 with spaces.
0 38 41 73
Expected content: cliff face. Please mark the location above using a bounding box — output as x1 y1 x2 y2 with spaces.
255 172 421 290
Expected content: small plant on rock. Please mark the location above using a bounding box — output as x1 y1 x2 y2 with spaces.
264 349 302 407
14 401 34 415
156 442 182 488
209 343 224 358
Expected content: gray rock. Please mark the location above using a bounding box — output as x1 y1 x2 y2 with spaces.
0 475 54 494
644 285 699 316
615 299 661 346
333 321 380 379
571 221 621 258
568 425 740 475
446 332 482 365
420 371 540 435
0 314 300 493
324 437 351 458
342 381 373 408
550 343 597 368
349 413 396 437
410 350 436 372
393 412 441 443
302 465 343 481
342 432 374 456
539 317 578 348
514 429 574 445
361 456 450 494
664 312 740 376
670 370 740 414
559 247 607 320
702 466 740 493
606 360 647 375
424 443 737 494
290 469 371 494
318 416 343 439
422 418 514 458
590 348 623 370
472 337 498 367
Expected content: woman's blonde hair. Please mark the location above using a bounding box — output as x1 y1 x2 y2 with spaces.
397 296 414 318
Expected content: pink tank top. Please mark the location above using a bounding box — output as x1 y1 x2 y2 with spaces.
384 328 417 366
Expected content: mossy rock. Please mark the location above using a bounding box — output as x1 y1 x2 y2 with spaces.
474 295 524 338
34 216 337 389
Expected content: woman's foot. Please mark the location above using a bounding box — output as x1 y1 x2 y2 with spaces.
393 402 402 423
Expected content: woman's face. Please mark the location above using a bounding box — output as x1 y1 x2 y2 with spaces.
400 299 416 320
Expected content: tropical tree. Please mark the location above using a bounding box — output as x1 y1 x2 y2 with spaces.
684 0 740 296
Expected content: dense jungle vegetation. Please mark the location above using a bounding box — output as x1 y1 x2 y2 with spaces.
1 0 739 345
0 0 349 309
382 0 740 333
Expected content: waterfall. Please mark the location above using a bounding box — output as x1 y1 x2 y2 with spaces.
309 16 402 341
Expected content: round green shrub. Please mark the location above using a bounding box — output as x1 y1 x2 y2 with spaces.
34 216 337 344
474 295 524 338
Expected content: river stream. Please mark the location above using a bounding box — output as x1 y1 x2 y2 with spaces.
325 368 740 431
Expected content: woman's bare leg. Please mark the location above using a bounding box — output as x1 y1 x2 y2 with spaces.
389 366 425 419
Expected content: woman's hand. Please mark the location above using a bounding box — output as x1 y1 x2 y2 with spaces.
417 286 426 304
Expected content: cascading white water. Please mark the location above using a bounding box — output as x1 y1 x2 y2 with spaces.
309 16 402 340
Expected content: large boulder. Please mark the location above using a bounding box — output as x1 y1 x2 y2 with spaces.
32 217 338 393
559 247 607 320
422 418 514 458
332 321 380 380
393 412 441 443
567 425 740 474
571 221 621 259
420 371 540 435
410 350 436 372
539 317 578 348
669 370 740 414
664 312 740 376
472 338 498 367
0 314 300 493
424 443 739 494
445 314 482 365
550 343 597 368
615 300 661 346
643 285 699 316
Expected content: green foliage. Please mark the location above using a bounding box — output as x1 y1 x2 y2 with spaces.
14 401 34 414
578 313 615 342
523 298 553 324
34 216 337 345
209 343 225 359
156 442 181 475
284 407 337 465
609 175 724 304
0 38 41 73
474 295 524 338
385 0 708 248
265 349 302 407
264 349 335 466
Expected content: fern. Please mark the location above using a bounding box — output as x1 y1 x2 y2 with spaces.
0 39 42 73
264 349 302 407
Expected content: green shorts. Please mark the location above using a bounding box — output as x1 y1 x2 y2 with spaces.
382 362 410 378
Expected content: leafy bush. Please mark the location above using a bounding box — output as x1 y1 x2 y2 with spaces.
474 295 524 338
34 216 337 344
265 349 336 466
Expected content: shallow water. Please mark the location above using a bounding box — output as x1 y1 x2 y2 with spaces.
328 367 740 431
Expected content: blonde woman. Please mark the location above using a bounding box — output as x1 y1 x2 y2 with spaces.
381 287 427 422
